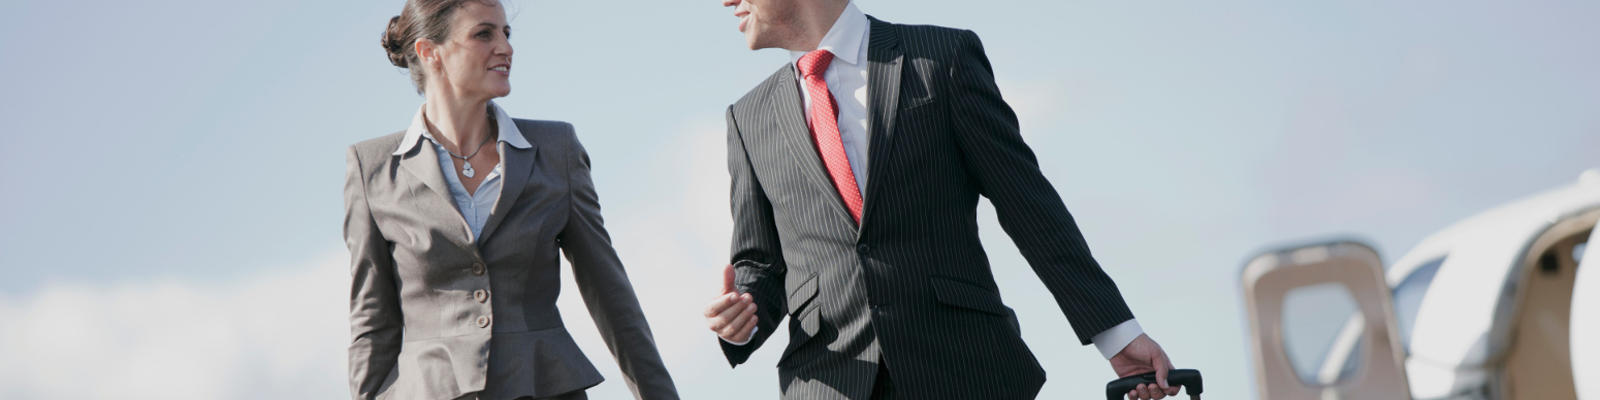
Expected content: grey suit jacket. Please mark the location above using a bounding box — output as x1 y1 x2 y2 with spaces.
719 17 1136 399
344 119 678 400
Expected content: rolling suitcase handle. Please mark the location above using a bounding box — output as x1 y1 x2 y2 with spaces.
1105 369 1203 400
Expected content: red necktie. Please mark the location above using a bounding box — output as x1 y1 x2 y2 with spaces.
797 49 864 223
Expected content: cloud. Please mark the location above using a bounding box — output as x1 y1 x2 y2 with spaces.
0 253 349 399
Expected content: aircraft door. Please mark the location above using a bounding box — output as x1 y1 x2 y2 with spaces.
1241 241 1411 400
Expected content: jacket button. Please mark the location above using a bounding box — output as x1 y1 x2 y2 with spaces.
471 263 486 276
857 244 871 254
473 289 489 303
476 315 491 328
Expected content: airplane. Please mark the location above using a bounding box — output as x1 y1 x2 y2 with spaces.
1240 169 1600 399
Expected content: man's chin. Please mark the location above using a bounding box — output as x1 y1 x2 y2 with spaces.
746 36 779 51
745 34 761 51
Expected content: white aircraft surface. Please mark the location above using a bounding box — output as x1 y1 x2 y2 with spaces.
1242 170 1600 399
1576 222 1600 399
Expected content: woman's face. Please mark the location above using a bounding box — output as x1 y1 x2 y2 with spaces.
426 1 512 101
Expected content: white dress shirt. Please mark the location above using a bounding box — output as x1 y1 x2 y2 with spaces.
392 102 532 241
736 2 1144 360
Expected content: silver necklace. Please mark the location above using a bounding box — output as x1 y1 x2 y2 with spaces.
440 134 495 178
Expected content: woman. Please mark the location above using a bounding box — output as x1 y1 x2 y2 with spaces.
343 1 678 399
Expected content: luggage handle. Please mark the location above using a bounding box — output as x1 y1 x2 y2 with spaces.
1105 368 1203 400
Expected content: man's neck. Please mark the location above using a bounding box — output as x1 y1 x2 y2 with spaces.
786 1 849 52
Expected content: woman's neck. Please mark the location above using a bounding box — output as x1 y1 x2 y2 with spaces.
421 94 493 153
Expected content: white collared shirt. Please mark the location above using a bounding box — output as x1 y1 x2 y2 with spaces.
756 2 1144 359
393 102 531 241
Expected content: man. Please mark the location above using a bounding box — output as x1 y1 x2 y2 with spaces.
702 1 1181 399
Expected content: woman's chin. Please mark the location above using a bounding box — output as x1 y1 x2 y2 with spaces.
487 85 511 98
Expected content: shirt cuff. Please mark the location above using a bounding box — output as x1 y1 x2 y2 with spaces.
1092 319 1144 359
721 325 759 346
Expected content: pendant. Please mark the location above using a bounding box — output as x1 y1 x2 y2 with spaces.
462 162 476 178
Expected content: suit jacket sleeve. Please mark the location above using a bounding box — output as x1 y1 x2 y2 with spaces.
344 146 402 400
718 106 789 366
947 29 1136 345
558 128 681 400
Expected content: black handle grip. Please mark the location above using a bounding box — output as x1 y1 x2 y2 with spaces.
1105 369 1203 400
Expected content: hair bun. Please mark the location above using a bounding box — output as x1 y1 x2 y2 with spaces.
382 15 409 68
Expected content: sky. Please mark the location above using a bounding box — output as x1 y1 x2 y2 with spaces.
0 0 1597 398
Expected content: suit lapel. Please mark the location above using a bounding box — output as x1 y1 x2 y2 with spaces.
858 17 903 232
771 66 859 228
397 143 476 247
477 140 538 245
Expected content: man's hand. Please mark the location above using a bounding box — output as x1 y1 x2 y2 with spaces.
1110 334 1182 400
704 264 758 343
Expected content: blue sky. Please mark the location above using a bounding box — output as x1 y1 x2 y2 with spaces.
0 0 1596 398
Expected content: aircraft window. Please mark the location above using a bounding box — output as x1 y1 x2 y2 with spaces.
1282 282 1363 385
1393 257 1445 352
1575 242 1586 264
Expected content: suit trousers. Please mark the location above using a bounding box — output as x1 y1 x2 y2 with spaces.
452 391 587 400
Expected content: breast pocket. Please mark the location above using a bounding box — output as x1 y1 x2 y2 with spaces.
898 58 939 111
900 95 936 111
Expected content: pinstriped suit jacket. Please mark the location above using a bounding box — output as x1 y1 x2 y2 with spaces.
719 17 1136 399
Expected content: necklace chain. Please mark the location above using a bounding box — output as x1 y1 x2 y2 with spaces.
441 134 494 161
429 110 496 179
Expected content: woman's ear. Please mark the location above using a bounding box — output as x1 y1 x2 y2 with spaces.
413 38 438 70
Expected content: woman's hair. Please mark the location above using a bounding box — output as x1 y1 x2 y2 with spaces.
381 0 497 93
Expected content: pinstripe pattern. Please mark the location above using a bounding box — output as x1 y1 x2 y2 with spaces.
719 16 1136 400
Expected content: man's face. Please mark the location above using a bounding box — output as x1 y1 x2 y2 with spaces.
723 0 801 50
